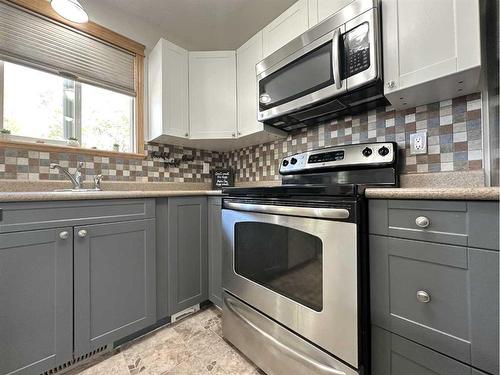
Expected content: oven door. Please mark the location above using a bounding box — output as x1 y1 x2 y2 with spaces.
222 201 359 368
257 25 347 122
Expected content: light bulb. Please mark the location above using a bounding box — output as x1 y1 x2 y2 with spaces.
50 0 89 24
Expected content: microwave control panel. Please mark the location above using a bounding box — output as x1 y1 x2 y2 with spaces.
344 22 370 77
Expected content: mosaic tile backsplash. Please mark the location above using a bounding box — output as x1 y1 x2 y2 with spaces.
227 93 483 182
0 145 224 183
0 93 482 183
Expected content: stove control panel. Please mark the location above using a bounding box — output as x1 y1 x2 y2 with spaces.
280 142 397 175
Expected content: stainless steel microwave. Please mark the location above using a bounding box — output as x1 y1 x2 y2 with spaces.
256 0 387 131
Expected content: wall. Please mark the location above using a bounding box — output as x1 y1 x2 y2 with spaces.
481 0 499 186
0 93 483 184
225 93 483 182
0 144 223 183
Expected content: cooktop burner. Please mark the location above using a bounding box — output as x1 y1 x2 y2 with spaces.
223 184 361 198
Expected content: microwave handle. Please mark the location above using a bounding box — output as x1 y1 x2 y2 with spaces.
332 28 342 90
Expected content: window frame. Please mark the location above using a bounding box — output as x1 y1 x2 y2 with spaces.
0 0 146 159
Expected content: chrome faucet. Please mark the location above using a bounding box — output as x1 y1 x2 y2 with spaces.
50 161 84 189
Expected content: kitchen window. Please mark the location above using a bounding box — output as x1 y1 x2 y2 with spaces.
0 61 135 152
0 1 145 156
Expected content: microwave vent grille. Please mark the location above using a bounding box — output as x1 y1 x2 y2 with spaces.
290 100 347 122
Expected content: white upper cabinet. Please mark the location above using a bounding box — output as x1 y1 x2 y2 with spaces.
308 0 354 26
382 0 481 108
262 0 310 57
237 31 264 137
189 51 237 139
148 39 189 141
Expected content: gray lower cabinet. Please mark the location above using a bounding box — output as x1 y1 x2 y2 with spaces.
168 197 208 315
372 326 488 375
0 228 73 375
370 228 499 374
74 219 156 357
369 200 499 251
208 197 223 308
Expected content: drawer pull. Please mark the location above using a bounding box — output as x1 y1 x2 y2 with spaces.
416 290 431 303
78 229 88 238
59 231 69 240
415 216 430 228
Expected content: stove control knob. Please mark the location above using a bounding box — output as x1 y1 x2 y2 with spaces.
362 147 372 157
282 159 289 167
290 158 298 165
378 146 390 156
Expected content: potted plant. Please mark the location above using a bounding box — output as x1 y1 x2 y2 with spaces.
66 136 80 147
0 128 11 139
113 143 120 152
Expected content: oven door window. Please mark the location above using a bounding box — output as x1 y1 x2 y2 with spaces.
234 222 323 311
259 42 334 111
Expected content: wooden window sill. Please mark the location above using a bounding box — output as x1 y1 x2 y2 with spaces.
0 139 146 160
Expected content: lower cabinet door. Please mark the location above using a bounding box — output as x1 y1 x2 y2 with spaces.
372 326 488 375
208 197 223 308
168 197 208 315
370 235 499 373
74 219 156 356
0 228 73 375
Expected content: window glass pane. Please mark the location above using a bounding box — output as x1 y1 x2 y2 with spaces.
3 62 65 140
234 222 323 311
81 83 134 152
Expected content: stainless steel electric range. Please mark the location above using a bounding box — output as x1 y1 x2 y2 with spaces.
221 142 398 375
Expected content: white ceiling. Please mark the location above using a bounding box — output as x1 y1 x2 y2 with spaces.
83 0 297 51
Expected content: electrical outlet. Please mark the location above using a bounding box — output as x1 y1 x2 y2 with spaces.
203 162 210 174
410 132 427 155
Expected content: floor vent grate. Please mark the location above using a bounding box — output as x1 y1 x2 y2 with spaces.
40 345 109 375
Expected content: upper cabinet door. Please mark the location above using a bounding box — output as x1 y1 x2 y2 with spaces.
189 51 237 139
308 0 355 26
383 0 481 108
148 39 189 140
262 0 310 57
237 31 264 137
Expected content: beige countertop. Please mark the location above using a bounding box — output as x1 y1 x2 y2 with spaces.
0 186 498 202
0 172 498 202
0 180 223 202
0 190 223 202
364 187 499 201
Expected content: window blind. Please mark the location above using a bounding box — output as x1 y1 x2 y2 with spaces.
0 1 136 96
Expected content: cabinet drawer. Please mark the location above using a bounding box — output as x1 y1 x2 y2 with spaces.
372 326 488 375
388 200 468 245
369 200 499 250
0 199 155 233
370 235 499 373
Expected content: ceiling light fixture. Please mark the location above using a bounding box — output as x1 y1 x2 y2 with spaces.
50 0 89 24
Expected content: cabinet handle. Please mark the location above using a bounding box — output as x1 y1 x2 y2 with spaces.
185 133 189 137
232 133 236 137
59 231 69 240
416 290 431 303
78 229 88 238
415 216 430 228
387 80 396 89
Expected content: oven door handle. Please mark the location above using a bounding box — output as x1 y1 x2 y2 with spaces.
224 296 347 375
224 201 350 220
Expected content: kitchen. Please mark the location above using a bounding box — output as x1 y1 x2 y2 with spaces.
0 0 498 375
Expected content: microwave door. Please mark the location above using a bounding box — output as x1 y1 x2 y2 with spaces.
257 25 346 122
